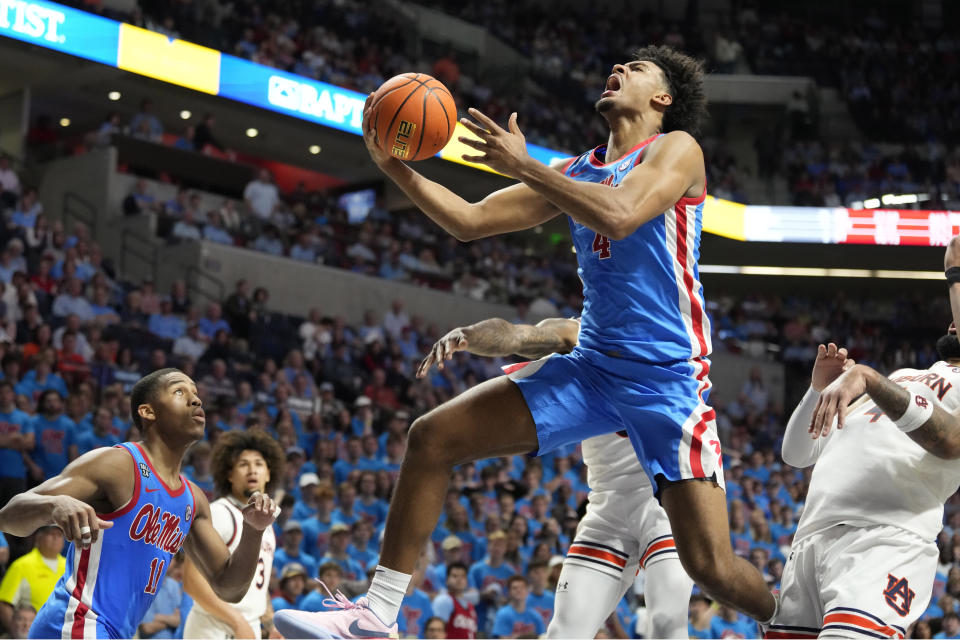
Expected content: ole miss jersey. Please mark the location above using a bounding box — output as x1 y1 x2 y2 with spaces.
561 136 711 363
31 442 196 639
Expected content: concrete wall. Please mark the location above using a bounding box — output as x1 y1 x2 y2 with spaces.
706 75 812 105
196 242 516 325
0 89 27 160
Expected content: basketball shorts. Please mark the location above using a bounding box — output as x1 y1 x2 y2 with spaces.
507 347 723 495
183 607 262 639
769 524 937 639
565 487 678 583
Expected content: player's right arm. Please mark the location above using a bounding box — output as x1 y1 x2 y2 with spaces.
781 343 853 468
363 95 561 242
0 447 126 545
417 317 580 377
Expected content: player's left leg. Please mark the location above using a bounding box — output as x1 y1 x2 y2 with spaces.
644 555 694 637
598 355 777 621
547 560 628 638
818 524 937 639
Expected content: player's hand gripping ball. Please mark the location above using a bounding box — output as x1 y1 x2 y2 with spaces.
367 73 457 161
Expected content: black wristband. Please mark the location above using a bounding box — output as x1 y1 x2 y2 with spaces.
948 266 960 285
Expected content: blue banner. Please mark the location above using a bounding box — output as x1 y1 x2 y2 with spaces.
0 0 118 66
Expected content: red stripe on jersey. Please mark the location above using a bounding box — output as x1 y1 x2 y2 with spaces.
694 358 711 401
100 445 141 520
640 538 675 568
501 362 532 375
568 545 627 568
674 202 708 357
823 612 901 637
71 547 91 638
689 413 709 478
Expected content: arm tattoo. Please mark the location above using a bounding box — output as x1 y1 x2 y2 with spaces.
866 369 960 459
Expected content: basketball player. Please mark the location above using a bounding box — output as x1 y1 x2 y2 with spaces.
274 45 776 639
0 368 278 639
182 431 285 639
769 329 960 636
416 315 693 638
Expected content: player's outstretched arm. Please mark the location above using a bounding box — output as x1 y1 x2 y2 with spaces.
183 486 277 604
416 317 579 377
0 447 125 546
362 96 561 242
781 343 853 467
812 363 960 459
459 110 703 240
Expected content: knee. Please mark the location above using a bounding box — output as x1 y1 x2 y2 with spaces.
407 415 456 465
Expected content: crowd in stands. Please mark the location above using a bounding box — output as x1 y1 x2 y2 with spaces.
1 145 960 638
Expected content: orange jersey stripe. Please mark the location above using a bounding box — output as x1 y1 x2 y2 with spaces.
640 538 676 567
568 545 627 568
823 612 901 637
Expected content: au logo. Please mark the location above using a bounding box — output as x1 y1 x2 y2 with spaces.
139 463 151 478
392 121 416 158
883 574 915 615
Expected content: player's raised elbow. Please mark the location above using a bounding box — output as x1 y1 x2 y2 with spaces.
780 449 815 469
212 582 245 604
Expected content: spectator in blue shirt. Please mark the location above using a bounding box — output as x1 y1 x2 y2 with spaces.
469 531 516 634
148 298 186 342
321 523 366 586
271 563 307 612
331 482 360 528
29 390 76 481
301 482 336 559
15 359 68 403
198 302 230 340
300 563 345 612
289 232 317 263
138 555 183 639
347 519 379 572
253 225 284 256
688 594 715 639
129 98 163 142
274 520 318 580
0 380 33 502
10 188 41 229
492 575 545 639
203 211 235 245
709 605 758 639
354 471 388 526
75 406 121 455
525 561 554 631
332 438 362 485
293 473 322 522
51 278 94 323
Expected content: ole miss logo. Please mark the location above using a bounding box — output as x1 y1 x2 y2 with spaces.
129 504 187 553
883 574 915 615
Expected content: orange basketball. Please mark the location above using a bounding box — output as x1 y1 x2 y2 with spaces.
368 73 457 162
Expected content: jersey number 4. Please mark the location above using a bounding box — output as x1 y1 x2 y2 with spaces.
592 233 612 259
144 557 165 594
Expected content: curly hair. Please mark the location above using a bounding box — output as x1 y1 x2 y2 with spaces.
211 430 285 498
631 45 707 137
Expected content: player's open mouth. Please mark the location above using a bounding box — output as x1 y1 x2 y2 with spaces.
602 74 621 97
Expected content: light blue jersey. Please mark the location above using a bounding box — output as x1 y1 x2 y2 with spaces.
562 136 711 363
31 443 196 639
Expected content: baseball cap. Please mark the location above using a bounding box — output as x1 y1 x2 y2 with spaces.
441 535 463 551
283 520 303 533
330 522 350 535
280 562 306 580
487 530 506 542
320 382 334 392
298 472 320 488
548 555 564 569
286 446 306 458
355 395 372 408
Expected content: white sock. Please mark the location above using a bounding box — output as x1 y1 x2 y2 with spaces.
366 565 411 626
